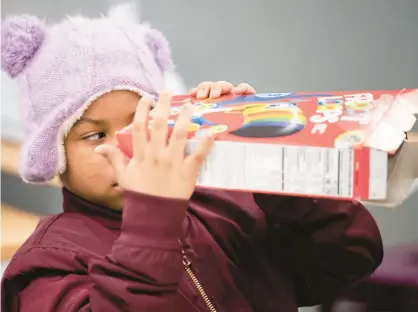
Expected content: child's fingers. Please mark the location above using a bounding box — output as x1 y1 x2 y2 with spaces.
196 81 212 99
193 81 255 99
95 144 127 177
208 84 222 99
148 90 172 155
185 131 214 174
209 81 233 98
233 83 256 95
132 97 153 160
168 102 194 160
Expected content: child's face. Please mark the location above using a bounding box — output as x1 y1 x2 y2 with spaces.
61 90 140 210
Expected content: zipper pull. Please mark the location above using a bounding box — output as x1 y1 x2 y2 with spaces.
181 248 191 267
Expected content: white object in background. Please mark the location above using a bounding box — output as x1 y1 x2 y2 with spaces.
364 120 406 154
385 92 417 132
164 70 188 95
1 72 25 142
363 89 418 154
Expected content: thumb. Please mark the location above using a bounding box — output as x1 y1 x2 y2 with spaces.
95 144 127 175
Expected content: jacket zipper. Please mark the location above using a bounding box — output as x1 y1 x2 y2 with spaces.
182 248 218 312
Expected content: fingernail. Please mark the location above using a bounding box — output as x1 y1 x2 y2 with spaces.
94 145 105 154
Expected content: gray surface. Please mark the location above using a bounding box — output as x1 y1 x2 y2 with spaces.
2 1 418 139
2 0 418 91
1 172 63 215
3 0 418 138
363 180 418 246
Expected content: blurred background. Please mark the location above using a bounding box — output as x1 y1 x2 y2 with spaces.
1 0 418 311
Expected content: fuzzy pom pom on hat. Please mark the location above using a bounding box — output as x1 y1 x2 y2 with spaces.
1 3 186 184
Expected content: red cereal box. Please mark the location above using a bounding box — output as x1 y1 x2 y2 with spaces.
117 89 418 201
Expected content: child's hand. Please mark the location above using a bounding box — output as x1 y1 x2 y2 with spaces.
189 81 256 99
95 91 214 200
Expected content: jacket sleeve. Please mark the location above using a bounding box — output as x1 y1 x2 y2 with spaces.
253 194 384 307
1 191 188 312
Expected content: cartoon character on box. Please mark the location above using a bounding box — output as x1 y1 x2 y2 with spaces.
226 102 306 138
117 93 328 157
168 93 307 138
168 100 228 137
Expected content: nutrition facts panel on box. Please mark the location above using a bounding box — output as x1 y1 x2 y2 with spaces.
187 140 355 198
282 146 354 197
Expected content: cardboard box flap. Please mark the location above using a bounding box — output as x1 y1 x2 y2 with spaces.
364 130 418 208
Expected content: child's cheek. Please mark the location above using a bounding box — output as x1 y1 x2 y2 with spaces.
69 140 114 176
79 153 114 183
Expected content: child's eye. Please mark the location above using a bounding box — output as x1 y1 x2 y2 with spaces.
83 132 106 141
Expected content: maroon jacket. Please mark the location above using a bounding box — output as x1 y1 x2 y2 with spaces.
1 188 383 312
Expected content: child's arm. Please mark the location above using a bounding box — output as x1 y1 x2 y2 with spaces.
88 192 188 310
253 194 383 307
2 192 188 312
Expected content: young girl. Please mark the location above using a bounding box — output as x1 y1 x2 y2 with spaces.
1 5 383 312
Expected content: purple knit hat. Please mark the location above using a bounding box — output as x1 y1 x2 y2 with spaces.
1 4 185 183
